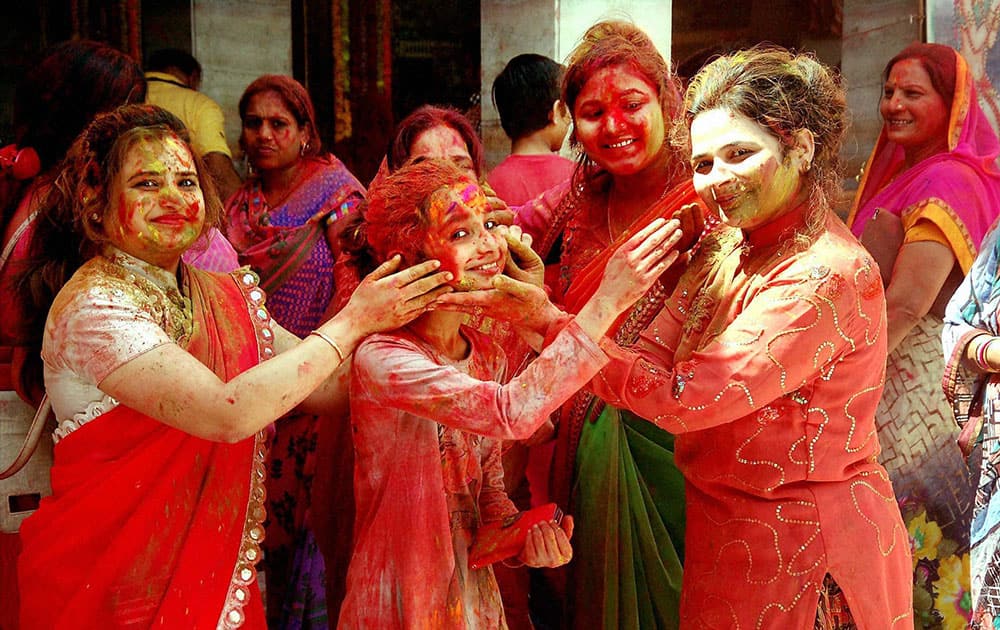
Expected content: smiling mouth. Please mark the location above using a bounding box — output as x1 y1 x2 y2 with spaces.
606 138 637 149
886 119 912 128
154 215 193 226
469 261 500 273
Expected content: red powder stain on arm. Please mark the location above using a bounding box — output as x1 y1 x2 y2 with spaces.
226 396 236 405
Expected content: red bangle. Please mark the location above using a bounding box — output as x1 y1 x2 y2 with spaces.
975 336 996 371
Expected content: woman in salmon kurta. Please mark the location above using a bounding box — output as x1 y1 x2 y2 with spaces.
579 46 915 630
336 159 683 629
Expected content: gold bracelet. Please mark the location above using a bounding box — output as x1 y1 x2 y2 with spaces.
309 330 346 363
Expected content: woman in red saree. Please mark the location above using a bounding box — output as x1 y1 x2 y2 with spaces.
15 104 451 629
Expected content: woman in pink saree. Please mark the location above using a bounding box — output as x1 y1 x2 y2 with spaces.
847 43 1000 627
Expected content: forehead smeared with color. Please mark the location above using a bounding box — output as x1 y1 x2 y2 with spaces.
364 158 479 263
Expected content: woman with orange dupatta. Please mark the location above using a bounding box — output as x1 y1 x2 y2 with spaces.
15 104 450 629
533 20 707 629
847 43 1000 627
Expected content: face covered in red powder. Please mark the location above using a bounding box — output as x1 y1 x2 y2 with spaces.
420 181 507 291
572 63 666 176
104 134 206 270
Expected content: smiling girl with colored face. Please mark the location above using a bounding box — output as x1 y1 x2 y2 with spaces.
503 21 706 629
104 134 206 272
337 157 683 629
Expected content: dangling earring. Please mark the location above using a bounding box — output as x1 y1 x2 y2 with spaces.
300 142 308 157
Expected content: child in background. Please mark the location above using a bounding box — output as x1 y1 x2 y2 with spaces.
336 158 681 629
488 52 577 629
487 54 574 206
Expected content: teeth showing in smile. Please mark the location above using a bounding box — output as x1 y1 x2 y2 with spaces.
608 139 635 149
887 120 911 127
472 262 499 272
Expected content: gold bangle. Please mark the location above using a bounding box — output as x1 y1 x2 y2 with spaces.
309 330 346 363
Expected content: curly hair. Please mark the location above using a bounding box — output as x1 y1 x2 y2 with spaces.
18 104 219 357
679 46 849 208
341 158 477 277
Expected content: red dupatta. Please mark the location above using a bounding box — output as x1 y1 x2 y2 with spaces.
18 265 271 629
548 179 705 508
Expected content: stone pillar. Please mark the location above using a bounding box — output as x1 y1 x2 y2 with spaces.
839 0 921 203
192 0 293 165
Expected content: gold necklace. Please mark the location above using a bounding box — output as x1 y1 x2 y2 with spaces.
101 254 194 343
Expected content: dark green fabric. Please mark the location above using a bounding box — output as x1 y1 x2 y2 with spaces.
570 404 685 629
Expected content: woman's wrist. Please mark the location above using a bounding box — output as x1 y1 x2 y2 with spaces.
315 316 362 361
971 334 999 372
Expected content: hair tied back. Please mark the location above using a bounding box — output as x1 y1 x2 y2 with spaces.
0 145 41 180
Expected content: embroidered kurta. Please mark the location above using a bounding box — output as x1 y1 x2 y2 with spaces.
589 212 913 629
338 322 608 629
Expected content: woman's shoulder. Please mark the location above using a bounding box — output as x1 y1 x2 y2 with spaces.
52 258 132 310
312 155 365 192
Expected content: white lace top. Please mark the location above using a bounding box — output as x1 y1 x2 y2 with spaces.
42 248 191 442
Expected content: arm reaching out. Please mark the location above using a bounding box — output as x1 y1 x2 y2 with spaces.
99 257 453 443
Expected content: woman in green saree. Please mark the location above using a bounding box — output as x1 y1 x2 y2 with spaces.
534 20 709 629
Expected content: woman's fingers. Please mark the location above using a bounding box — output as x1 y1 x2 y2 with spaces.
375 258 445 289
395 270 454 301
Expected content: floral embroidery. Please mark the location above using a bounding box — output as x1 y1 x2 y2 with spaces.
629 359 670 398
756 405 780 426
672 360 698 399
859 264 882 300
